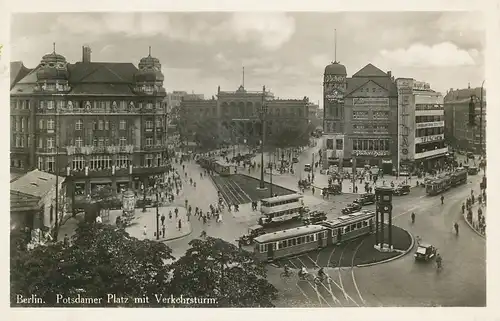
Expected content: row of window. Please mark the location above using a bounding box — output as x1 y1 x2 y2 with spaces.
352 139 391 151
353 111 390 120
13 135 28 148
415 142 446 154
325 105 344 118
326 138 344 150
416 127 444 138
266 207 302 219
262 198 299 208
416 115 444 123
39 153 164 172
415 104 443 111
12 117 30 132
38 100 163 111
353 124 389 133
258 232 324 253
10 100 31 110
36 119 163 132
36 136 161 149
324 121 345 134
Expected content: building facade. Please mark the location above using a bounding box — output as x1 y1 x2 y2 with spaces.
180 85 310 148
444 87 486 153
322 63 398 170
396 79 447 173
10 169 65 242
10 46 168 201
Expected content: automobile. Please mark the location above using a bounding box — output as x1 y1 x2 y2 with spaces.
298 179 311 189
323 184 342 196
341 202 362 214
304 164 312 172
393 184 411 196
238 225 265 246
414 243 437 261
353 193 376 206
467 152 475 160
467 166 479 175
302 210 327 225
292 157 299 163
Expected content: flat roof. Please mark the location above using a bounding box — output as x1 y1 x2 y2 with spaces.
261 193 303 204
254 225 325 243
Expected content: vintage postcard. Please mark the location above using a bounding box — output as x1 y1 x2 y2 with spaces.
6 6 496 320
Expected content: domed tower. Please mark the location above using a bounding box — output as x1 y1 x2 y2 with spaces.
36 43 70 92
134 47 166 97
322 29 347 170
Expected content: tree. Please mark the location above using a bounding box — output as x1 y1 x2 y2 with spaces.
168 237 278 307
11 222 174 307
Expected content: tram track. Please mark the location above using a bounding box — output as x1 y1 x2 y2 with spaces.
350 239 366 305
335 240 362 306
287 258 332 307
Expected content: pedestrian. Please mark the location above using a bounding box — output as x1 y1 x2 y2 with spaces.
312 186 315 195
63 234 69 247
461 203 465 214
178 219 182 231
162 225 166 238
161 213 166 226
411 212 415 224
440 194 444 205
169 210 173 219
143 225 148 236
454 222 459 235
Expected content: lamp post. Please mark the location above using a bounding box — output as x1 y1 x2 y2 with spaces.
154 184 160 240
258 86 268 190
479 80 485 157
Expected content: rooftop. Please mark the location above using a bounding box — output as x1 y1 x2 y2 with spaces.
10 169 64 198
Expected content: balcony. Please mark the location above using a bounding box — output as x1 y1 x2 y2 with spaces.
414 147 448 160
415 109 444 117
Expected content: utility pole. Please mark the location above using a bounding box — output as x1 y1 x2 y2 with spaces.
479 80 485 157
269 153 273 197
259 86 268 190
156 191 160 240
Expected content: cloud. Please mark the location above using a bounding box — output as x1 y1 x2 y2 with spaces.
379 42 478 67
310 54 331 69
229 13 296 51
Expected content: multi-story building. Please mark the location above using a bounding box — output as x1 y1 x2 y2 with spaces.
165 90 204 113
396 79 447 172
322 63 398 170
10 45 168 201
444 86 486 153
180 85 310 148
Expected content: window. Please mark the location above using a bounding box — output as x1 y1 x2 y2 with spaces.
119 137 127 146
145 120 153 131
72 156 85 170
38 137 43 148
75 137 83 148
119 101 127 110
373 111 389 119
57 101 65 109
75 120 83 130
145 154 153 167
363 221 368 227
336 139 343 150
117 155 129 168
353 111 368 119
147 102 153 109
38 157 44 170
98 138 104 147
119 120 126 130
156 154 162 166
98 120 104 130
20 136 24 147
47 138 54 148
47 101 55 109
90 155 112 169
47 119 55 130
39 119 44 130
105 121 109 130
356 222 362 229
145 137 153 147
155 118 162 128
21 118 25 132
15 118 20 131
46 156 55 172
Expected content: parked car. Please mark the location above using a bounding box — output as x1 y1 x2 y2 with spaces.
323 184 342 196
353 193 376 206
304 164 312 172
467 152 475 160
292 157 299 163
414 243 437 262
467 166 479 175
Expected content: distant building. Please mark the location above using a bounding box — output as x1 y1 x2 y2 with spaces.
165 90 204 113
322 62 398 170
10 169 65 243
180 85 310 148
444 86 486 153
396 79 447 173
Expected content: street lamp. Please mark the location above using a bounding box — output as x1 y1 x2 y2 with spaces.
258 86 269 190
479 80 485 157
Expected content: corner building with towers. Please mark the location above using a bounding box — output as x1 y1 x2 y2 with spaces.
10 45 168 202
322 61 398 172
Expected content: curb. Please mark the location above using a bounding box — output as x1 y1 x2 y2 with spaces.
356 229 415 268
160 226 193 243
462 209 486 239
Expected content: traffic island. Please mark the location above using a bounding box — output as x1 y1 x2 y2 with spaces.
275 224 413 268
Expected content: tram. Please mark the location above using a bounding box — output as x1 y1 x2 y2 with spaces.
451 168 468 186
425 175 452 196
197 157 235 176
253 210 375 261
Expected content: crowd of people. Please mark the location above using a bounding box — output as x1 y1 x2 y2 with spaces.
463 185 486 236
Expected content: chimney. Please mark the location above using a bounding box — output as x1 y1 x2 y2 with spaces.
82 46 92 63
387 71 392 78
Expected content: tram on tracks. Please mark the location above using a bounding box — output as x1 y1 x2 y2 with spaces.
253 210 375 261
426 168 467 196
197 157 236 176
258 193 305 226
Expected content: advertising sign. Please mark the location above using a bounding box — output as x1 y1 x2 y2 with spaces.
415 134 444 144
416 121 445 129
353 150 390 157
352 98 389 106
413 81 431 91
324 83 345 103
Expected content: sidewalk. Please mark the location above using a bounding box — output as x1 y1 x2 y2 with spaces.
463 199 486 237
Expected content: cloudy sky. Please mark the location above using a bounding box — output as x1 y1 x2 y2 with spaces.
11 12 484 107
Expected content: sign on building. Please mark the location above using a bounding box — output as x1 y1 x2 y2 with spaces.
415 134 444 144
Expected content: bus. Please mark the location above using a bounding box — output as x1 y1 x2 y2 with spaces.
258 193 304 226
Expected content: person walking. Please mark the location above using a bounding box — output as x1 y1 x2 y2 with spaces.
178 219 182 231
161 213 166 226
440 194 444 205
411 212 416 224
162 225 166 238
